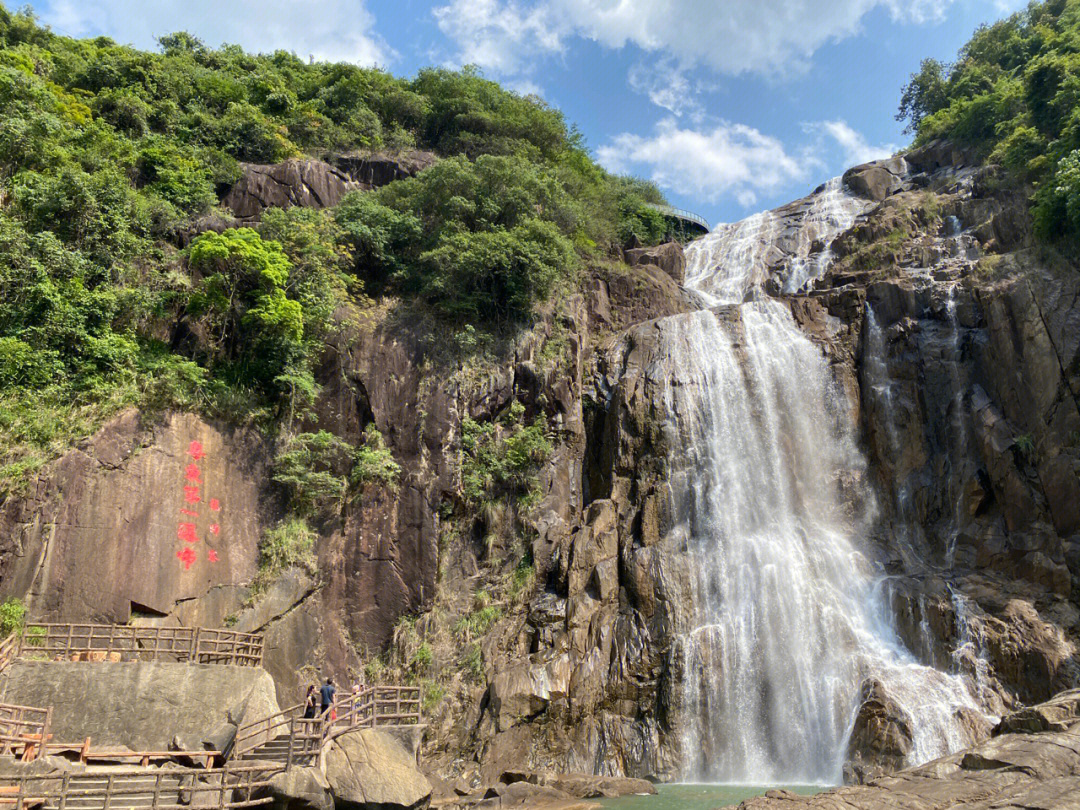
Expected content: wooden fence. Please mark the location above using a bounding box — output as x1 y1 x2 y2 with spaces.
0 703 51 761
0 635 19 673
233 685 421 769
0 764 275 810
8 624 263 667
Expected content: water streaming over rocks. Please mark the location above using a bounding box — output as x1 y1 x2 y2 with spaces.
662 180 988 783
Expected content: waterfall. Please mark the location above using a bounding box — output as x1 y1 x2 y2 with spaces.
664 180 986 784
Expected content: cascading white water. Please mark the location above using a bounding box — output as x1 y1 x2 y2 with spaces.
664 180 987 784
685 178 868 304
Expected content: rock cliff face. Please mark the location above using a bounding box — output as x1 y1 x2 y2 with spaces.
1 143 1078 791
0 660 279 750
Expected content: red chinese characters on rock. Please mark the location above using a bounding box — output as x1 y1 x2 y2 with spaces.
175 440 223 570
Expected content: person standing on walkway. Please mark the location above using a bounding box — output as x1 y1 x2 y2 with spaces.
320 677 336 718
303 684 318 719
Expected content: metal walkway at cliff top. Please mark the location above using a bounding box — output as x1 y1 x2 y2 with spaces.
645 203 711 235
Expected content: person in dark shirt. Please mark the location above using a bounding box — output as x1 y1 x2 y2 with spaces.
302 684 318 719
319 677 336 717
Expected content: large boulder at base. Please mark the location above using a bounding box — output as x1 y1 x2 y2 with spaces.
0 661 279 751
223 159 356 220
721 692 1080 809
324 729 432 810
995 688 1080 735
499 772 655 798
265 767 334 810
843 679 914 784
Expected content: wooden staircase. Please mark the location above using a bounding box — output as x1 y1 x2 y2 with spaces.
232 686 422 770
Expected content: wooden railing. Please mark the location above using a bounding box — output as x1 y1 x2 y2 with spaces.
325 686 421 738
38 741 220 768
0 764 274 810
232 702 322 761
0 634 19 673
233 686 421 770
9 624 263 667
0 703 51 761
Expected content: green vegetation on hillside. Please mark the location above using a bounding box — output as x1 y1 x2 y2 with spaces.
0 5 665 489
898 0 1080 241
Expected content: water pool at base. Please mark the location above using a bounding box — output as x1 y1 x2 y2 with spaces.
598 784 824 810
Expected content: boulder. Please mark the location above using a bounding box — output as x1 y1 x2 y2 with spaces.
335 151 437 189
624 242 687 284
843 679 914 784
721 692 1080 809
473 782 576 809
842 158 906 202
995 688 1080 735
324 729 432 810
223 159 356 220
500 772 656 798
0 661 279 751
266 767 334 810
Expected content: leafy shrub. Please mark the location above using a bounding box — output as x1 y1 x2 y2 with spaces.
461 642 484 681
254 517 317 592
421 680 446 711
0 597 26 637
351 424 401 490
1011 433 1037 462
272 431 352 516
461 400 552 505
898 0 1080 243
411 641 433 673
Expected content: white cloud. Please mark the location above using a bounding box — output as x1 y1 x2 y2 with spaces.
432 0 956 79
39 0 391 65
628 59 705 120
807 120 900 165
596 118 807 206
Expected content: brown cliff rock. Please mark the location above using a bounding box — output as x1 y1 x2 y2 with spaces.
335 151 437 189
0 410 269 622
223 159 356 221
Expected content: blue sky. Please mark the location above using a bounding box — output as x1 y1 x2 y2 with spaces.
25 0 1025 225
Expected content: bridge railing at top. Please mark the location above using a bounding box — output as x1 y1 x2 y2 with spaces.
9 624 263 667
644 203 711 233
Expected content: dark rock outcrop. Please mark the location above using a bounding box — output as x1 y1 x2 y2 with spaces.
844 680 915 784
223 159 356 221
335 151 437 189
